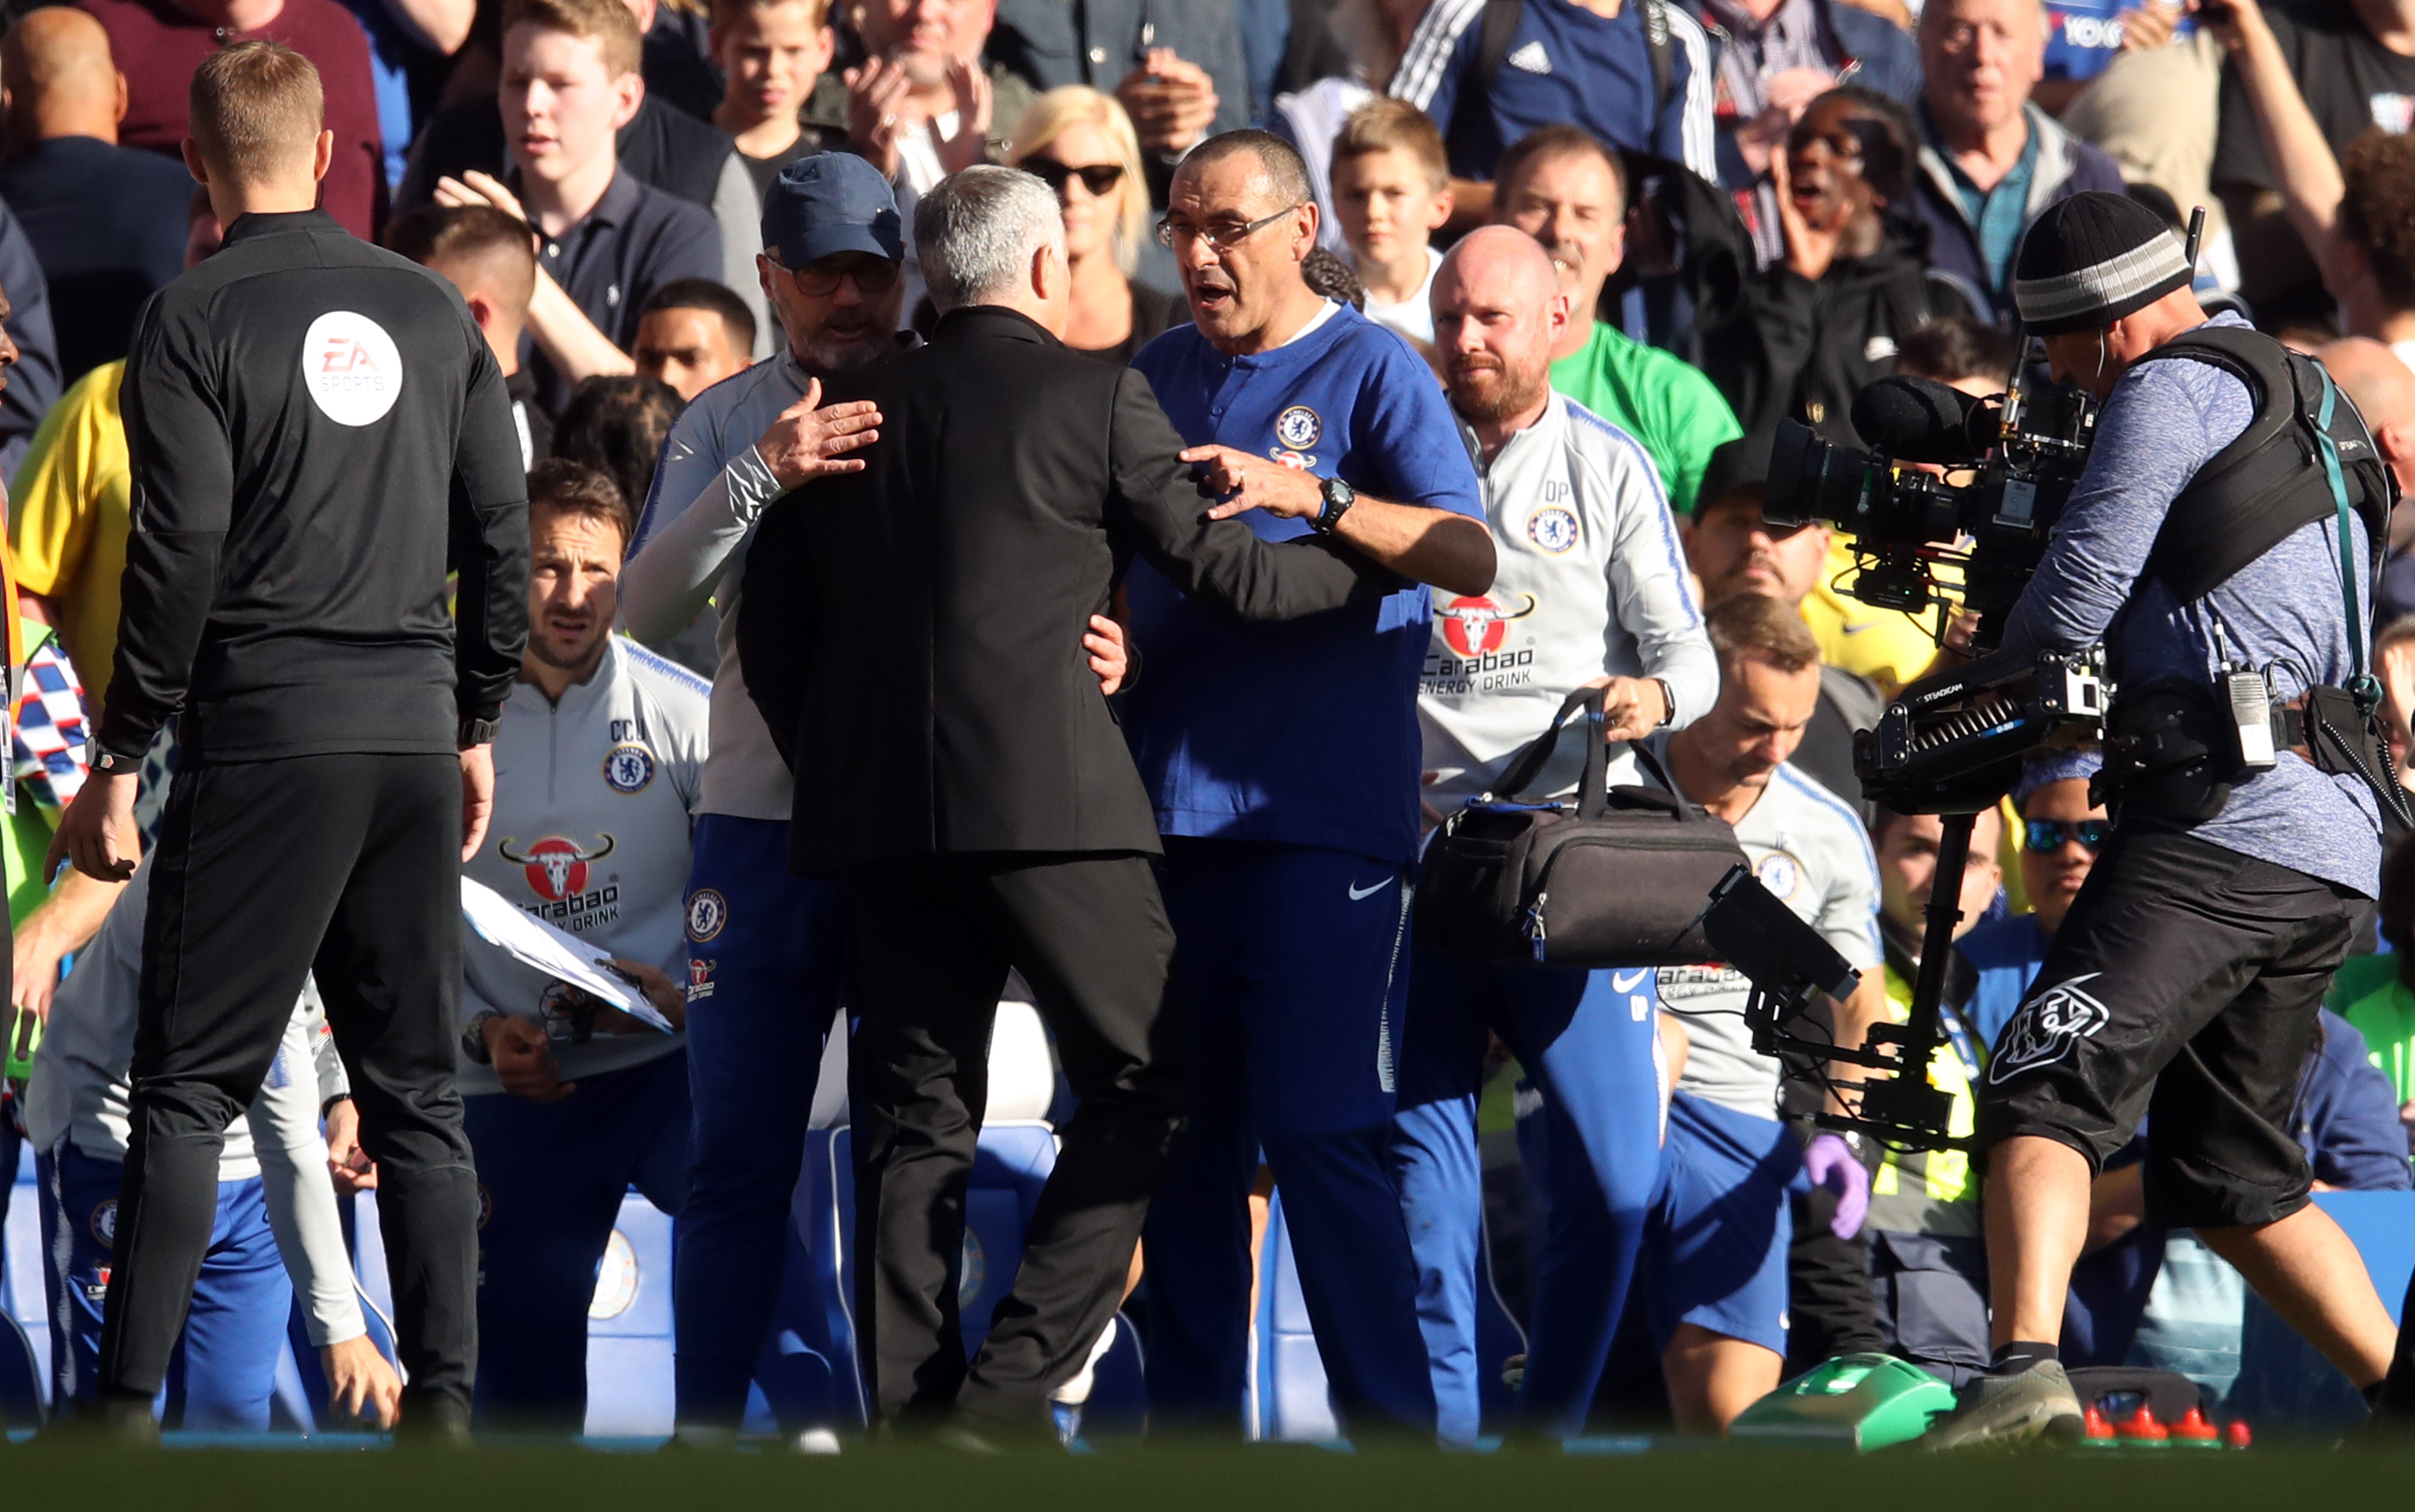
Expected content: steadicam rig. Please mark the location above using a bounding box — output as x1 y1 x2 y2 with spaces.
1700 864 1963 1150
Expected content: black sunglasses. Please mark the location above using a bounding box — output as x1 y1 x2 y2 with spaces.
2024 817 2112 854
1025 158 1125 198
773 252 903 298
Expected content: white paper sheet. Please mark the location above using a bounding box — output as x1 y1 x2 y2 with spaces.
458 878 675 1033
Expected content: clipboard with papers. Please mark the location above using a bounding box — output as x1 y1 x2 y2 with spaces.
458 878 678 1034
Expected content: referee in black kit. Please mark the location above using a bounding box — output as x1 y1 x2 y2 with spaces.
49 43 527 1439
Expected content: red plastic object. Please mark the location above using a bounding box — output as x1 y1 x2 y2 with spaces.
2116 1406 2169 1442
2224 1419 2253 1450
2173 1407 2220 1445
2083 1407 2116 1441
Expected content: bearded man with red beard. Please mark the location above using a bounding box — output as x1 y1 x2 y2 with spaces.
1391 222 1723 1444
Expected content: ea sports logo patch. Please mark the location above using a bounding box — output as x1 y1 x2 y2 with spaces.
1526 507 1579 554
1755 850 1802 900
302 311 403 426
604 742 655 794
90 1199 117 1247
1275 405 1321 451
686 888 728 943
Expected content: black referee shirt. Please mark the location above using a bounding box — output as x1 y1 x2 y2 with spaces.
101 207 529 766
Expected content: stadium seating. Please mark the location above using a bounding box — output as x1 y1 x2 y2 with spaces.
4 1142 49 1418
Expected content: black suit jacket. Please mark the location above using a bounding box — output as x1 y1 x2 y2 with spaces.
741 304 1388 873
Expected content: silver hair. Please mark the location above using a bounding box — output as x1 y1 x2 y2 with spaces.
915 165 1067 313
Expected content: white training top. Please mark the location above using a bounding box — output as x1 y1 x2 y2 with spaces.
619 354 811 822
1358 246 1444 347
461 636 708 1091
1420 394 1719 807
25 858 368 1346
1648 753 1883 1121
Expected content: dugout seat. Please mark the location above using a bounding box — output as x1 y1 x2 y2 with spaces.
1247 1191 1338 1442
0 1307 39 1424
794 1001 1161 1435
2228 1189 2415 1426
3 1140 46 1418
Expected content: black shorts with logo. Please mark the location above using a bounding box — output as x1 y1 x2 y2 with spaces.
1974 830 2369 1229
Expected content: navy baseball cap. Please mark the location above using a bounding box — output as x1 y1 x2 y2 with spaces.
762 153 905 267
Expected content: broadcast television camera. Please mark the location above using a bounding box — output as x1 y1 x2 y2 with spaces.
1700 369 2114 1151
1761 373 2114 817
1765 373 2097 654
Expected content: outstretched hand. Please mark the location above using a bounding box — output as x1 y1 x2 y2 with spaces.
757 377 883 489
1181 445 1322 521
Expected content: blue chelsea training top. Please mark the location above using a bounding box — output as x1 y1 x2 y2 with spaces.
1121 304 1485 866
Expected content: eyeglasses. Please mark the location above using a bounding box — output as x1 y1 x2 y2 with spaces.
1156 204 1304 252
2024 817 2112 854
1026 158 1126 198
774 253 902 298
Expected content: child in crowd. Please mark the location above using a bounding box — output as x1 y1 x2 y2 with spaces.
1329 98 1452 346
710 0 839 198
437 0 723 414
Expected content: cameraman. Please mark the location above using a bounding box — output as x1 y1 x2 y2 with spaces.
1930 191 2402 1446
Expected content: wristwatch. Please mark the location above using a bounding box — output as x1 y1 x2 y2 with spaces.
459 714 502 749
1652 678 1676 728
460 1011 502 1066
1312 475 1356 535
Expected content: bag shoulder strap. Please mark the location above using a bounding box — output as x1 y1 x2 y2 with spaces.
2130 327 2390 604
1641 0 1674 121
1485 685 1608 812
1483 688 1698 822
1475 0 1527 103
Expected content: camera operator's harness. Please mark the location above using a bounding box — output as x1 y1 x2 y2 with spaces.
2092 327 2411 840
1706 324 2412 1153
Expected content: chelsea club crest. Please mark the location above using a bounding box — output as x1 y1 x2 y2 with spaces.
604 742 655 794
1275 405 1322 451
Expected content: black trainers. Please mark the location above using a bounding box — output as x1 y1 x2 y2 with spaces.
1922 1361 2086 1450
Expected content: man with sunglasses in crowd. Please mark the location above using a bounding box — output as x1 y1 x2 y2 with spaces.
1123 128 1495 1439
617 152 904 1448
1959 751 2112 1051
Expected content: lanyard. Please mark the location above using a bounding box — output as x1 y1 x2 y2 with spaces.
2314 366 2380 709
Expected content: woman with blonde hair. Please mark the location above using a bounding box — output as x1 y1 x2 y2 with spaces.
1010 87 1187 364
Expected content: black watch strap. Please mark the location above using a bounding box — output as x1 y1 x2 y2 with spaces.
461 1012 501 1065
459 715 502 748
1313 475 1356 535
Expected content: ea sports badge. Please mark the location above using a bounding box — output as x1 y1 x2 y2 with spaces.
301 311 404 426
1275 405 1322 451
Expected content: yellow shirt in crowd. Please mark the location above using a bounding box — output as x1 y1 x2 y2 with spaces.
1801 538 1941 695
9 359 130 727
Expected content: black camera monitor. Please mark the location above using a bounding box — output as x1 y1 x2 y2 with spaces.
1700 863 1860 1011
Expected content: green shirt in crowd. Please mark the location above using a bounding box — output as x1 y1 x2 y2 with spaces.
1547 320 1743 516
2331 952 2415 1105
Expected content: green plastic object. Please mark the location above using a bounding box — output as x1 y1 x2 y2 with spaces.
1729 1353 1959 1451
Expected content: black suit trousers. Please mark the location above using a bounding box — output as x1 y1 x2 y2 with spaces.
844 851 1183 1431
96 752 477 1426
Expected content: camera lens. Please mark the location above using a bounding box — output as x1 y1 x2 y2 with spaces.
1763 419 1872 531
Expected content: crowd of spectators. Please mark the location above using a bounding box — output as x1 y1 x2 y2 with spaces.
6 0 2415 1444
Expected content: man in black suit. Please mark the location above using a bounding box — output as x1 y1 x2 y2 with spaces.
740 164 1493 1438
